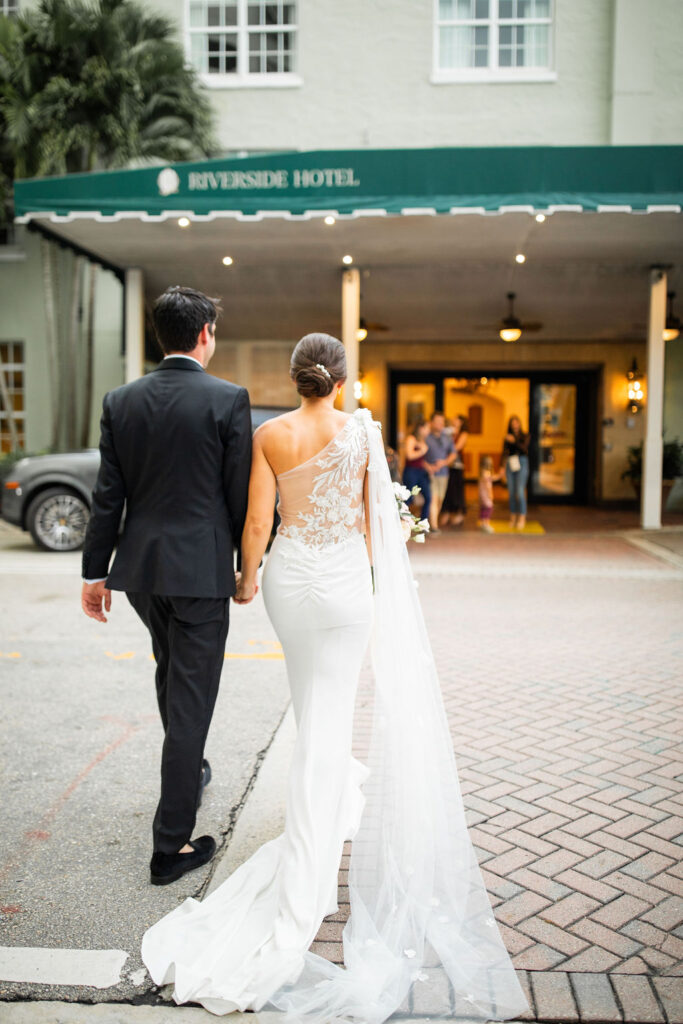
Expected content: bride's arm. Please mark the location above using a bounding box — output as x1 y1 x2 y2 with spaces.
363 467 373 576
234 431 277 604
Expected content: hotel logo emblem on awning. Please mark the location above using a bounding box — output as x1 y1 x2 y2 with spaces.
157 168 180 196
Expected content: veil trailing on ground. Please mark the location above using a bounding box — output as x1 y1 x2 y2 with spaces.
269 410 527 1023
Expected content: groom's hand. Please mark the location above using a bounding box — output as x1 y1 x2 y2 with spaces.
81 581 112 623
233 573 258 605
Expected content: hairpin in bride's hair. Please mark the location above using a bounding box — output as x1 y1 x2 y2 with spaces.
316 363 332 380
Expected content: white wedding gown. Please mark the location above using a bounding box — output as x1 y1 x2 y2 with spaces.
141 409 528 1022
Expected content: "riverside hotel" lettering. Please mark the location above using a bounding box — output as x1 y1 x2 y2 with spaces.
187 167 360 191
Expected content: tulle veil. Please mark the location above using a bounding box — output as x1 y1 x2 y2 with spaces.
267 409 528 1022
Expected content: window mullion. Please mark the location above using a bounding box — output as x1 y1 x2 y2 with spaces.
490 0 498 70
238 0 248 76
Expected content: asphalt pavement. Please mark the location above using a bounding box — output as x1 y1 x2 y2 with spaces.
0 520 290 1006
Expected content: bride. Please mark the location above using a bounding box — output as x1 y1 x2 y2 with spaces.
141 333 527 1022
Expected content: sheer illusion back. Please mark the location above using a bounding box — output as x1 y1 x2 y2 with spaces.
276 416 368 550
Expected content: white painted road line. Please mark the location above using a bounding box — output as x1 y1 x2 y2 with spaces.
0 947 128 988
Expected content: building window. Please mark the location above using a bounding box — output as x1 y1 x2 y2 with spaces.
1 0 19 15
188 0 299 85
434 0 555 83
0 342 25 454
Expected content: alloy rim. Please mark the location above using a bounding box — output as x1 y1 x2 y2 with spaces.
35 494 89 551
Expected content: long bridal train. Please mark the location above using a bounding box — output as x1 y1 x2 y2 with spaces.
141 409 528 1023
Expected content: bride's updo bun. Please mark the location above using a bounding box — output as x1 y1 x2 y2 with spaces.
290 333 347 398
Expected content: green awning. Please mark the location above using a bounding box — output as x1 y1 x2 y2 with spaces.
14 145 683 220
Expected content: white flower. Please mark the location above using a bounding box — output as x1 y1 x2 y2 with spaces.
393 483 411 502
418 519 430 532
414 533 426 543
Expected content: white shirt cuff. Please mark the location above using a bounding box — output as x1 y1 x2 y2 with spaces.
84 577 107 584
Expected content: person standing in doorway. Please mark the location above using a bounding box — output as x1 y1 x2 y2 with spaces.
424 411 455 534
441 414 469 527
502 415 530 530
402 420 432 524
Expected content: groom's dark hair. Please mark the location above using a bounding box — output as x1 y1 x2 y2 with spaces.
153 286 222 354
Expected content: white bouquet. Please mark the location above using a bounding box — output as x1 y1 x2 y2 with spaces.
393 483 430 543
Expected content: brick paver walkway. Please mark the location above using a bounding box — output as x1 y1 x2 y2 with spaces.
311 532 683 1023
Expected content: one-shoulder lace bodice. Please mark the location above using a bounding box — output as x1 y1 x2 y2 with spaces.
276 412 369 550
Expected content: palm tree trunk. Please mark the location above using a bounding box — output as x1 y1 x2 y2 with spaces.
80 262 96 448
41 237 61 450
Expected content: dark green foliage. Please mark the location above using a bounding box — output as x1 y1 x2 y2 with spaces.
621 438 683 482
0 0 217 223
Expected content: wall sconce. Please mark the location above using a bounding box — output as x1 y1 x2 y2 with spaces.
353 376 364 402
664 292 681 341
356 318 368 343
626 358 644 414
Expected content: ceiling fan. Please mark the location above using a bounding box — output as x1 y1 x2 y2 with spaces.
357 316 390 341
476 292 543 342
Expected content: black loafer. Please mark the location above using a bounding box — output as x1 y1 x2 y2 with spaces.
150 835 217 886
197 759 212 809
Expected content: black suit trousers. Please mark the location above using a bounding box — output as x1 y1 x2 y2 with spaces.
127 593 230 854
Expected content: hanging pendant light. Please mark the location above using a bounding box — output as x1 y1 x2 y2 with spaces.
664 291 681 341
499 292 522 343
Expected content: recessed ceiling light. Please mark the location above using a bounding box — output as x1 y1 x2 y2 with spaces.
222 256 234 266
535 213 546 223
324 216 336 225
515 253 526 264
342 254 353 265
178 217 190 228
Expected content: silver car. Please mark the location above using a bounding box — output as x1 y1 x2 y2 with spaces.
1 405 291 552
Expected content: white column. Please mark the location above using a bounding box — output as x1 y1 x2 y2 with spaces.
341 267 360 413
124 268 144 383
641 268 667 529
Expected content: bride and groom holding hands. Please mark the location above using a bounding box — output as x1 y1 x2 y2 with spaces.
81 286 527 1021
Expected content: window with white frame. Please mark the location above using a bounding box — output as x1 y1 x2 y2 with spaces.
1 0 19 14
0 342 25 454
188 0 297 81
435 0 554 80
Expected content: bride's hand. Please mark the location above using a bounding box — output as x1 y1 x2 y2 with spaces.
234 575 258 604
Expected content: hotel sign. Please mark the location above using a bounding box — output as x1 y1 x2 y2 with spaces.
186 167 360 192
15 146 683 219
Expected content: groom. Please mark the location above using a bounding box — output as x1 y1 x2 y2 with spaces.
81 286 252 885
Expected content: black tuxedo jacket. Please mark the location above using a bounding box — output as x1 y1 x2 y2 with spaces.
82 357 251 598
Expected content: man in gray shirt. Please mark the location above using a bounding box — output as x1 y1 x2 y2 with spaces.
424 412 455 534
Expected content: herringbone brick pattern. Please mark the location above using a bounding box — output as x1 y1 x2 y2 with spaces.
311 534 683 1022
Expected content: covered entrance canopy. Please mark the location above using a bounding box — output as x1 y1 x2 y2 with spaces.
13 145 683 342
13 145 683 526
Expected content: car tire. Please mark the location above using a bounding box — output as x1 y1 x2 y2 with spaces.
26 487 90 552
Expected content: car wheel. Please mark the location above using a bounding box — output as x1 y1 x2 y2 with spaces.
27 488 90 552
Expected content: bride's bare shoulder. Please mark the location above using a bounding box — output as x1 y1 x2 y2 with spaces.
253 412 299 458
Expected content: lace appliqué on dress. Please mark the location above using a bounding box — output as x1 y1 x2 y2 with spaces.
278 417 368 550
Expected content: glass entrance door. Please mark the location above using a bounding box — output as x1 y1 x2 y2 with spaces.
396 382 437 445
532 383 577 497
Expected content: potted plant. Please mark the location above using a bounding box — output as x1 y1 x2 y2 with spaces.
621 438 683 507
